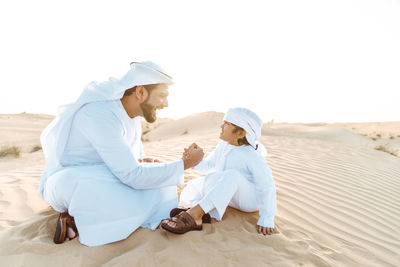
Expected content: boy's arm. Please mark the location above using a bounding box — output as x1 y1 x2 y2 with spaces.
192 142 222 174
249 156 277 229
192 153 215 174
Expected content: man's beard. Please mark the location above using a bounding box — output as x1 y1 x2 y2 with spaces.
141 102 157 123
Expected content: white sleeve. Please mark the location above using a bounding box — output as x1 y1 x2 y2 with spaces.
249 156 277 228
139 140 146 159
192 142 223 174
75 105 184 190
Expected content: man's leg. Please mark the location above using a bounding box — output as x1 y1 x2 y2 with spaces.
45 164 178 246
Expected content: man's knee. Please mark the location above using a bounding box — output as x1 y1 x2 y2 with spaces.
224 169 242 180
45 170 78 210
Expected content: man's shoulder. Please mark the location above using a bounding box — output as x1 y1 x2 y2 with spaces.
75 100 121 121
80 100 117 112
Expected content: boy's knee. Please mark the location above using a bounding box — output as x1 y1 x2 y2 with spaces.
224 169 244 182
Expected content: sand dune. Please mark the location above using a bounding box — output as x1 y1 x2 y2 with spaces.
0 113 53 154
332 122 400 157
0 113 399 266
142 111 224 141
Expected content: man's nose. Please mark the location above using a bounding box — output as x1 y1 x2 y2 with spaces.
159 99 168 109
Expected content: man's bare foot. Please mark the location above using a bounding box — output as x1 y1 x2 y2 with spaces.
67 226 76 239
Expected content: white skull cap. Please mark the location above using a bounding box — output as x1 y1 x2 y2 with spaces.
223 107 263 149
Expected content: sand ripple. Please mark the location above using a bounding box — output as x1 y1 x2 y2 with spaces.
1 118 399 266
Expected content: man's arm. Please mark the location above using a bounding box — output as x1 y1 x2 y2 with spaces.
75 103 201 190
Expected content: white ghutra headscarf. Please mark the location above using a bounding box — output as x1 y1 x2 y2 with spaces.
39 61 173 197
223 107 267 157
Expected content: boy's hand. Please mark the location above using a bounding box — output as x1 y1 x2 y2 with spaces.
182 143 201 160
257 225 274 235
182 143 204 170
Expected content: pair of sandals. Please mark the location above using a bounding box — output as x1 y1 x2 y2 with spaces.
53 212 78 244
53 208 208 242
161 208 211 234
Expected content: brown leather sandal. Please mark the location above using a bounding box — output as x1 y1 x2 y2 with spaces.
161 211 202 234
53 213 78 244
170 208 211 224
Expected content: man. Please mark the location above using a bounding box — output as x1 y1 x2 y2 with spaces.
39 61 204 246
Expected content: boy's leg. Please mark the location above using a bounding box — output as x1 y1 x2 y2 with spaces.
180 172 225 207
179 177 206 207
162 170 246 232
228 177 259 212
198 169 248 221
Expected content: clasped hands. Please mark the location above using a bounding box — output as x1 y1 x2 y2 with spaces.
182 143 204 170
139 143 204 169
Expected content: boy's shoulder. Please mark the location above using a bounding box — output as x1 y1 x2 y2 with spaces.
233 145 264 161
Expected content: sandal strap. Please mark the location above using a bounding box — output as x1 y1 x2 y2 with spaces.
174 211 197 228
161 211 203 234
62 212 79 234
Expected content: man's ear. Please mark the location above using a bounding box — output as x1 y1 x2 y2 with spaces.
135 85 149 103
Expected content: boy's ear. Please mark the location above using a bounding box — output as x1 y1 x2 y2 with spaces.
238 129 246 139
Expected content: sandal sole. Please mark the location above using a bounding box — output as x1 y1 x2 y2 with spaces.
170 208 211 224
161 221 202 234
53 214 67 244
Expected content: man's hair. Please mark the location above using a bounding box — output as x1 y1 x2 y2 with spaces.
123 84 162 97
232 124 250 146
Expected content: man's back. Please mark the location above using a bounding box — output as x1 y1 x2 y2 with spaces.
60 100 143 167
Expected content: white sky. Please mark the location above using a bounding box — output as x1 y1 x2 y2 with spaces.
0 0 399 123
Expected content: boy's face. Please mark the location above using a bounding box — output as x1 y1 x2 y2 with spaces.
219 121 246 146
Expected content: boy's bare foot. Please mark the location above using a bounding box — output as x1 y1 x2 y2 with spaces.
186 205 205 226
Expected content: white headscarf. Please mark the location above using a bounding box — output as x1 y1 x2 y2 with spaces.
223 107 267 156
39 61 173 197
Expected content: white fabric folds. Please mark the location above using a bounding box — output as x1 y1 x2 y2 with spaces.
39 61 172 197
181 141 277 228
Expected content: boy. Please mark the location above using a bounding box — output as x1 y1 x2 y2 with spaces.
161 108 276 235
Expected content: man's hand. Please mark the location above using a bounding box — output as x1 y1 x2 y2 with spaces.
182 143 204 170
138 158 161 163
182 143 197 159
257 225 274 235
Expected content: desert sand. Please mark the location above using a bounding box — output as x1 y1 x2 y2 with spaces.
0 112 399 266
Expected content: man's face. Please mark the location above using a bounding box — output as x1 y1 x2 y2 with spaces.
141 84 169 123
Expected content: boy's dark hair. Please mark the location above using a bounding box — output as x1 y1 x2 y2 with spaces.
123 84 162 97
232 124 250 146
